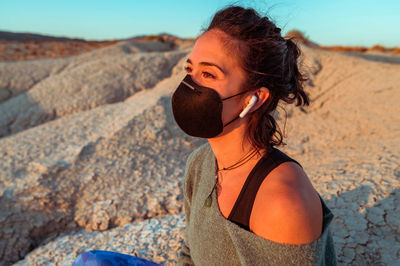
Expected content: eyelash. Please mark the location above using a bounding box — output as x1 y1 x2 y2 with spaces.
184 66 215 79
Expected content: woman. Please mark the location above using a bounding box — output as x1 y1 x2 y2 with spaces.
172 6 337 266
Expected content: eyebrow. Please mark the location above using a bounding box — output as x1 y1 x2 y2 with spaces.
186 58 226 74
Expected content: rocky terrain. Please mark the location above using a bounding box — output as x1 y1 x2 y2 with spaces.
0 34 399 265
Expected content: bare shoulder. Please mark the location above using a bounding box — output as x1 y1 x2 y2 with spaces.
249 161 323 245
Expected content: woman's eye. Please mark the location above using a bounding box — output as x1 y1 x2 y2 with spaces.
202 72 215 79
184 66 215 79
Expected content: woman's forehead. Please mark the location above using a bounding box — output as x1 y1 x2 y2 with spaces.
189 30 240 70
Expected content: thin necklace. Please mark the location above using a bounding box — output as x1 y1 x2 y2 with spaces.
204 148 260 208
217 148 259 172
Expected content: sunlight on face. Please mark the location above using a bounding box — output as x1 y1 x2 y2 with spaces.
184 29 247 99
184 29 250 130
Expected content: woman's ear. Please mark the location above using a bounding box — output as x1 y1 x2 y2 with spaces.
247 87 269 113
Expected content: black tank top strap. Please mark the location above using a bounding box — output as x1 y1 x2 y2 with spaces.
227 148 302 231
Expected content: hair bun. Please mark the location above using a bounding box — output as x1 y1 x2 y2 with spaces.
273 27 281 35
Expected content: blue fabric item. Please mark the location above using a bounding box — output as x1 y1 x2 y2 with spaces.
72 250 161 266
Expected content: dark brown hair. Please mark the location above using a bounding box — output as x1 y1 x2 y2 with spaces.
204 6 309 151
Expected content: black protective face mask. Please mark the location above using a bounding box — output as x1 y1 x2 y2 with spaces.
171 74 248 138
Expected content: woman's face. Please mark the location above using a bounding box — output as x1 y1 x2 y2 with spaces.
184 29 249 129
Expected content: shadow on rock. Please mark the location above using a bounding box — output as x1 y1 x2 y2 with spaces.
0 92 49 138
0 190 79 265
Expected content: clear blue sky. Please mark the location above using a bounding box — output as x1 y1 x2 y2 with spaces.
1 0 399 47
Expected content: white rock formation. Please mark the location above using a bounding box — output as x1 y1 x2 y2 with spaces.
0 49 204 265
0 44 187 137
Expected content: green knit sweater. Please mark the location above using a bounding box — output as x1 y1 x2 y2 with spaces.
178 143 337 266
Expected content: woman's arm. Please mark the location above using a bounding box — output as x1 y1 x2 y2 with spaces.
177 152 196 266
177 196 195 266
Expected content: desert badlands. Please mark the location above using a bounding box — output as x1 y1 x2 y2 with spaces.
0 35 399 265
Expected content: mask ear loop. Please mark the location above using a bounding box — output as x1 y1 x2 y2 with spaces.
222 95 258 128
221 89 249 101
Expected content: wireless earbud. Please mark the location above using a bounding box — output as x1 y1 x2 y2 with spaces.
239 95 258 118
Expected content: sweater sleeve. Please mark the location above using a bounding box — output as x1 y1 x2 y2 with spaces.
177 151 196 266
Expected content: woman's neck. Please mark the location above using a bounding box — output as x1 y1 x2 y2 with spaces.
208 122 264 170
